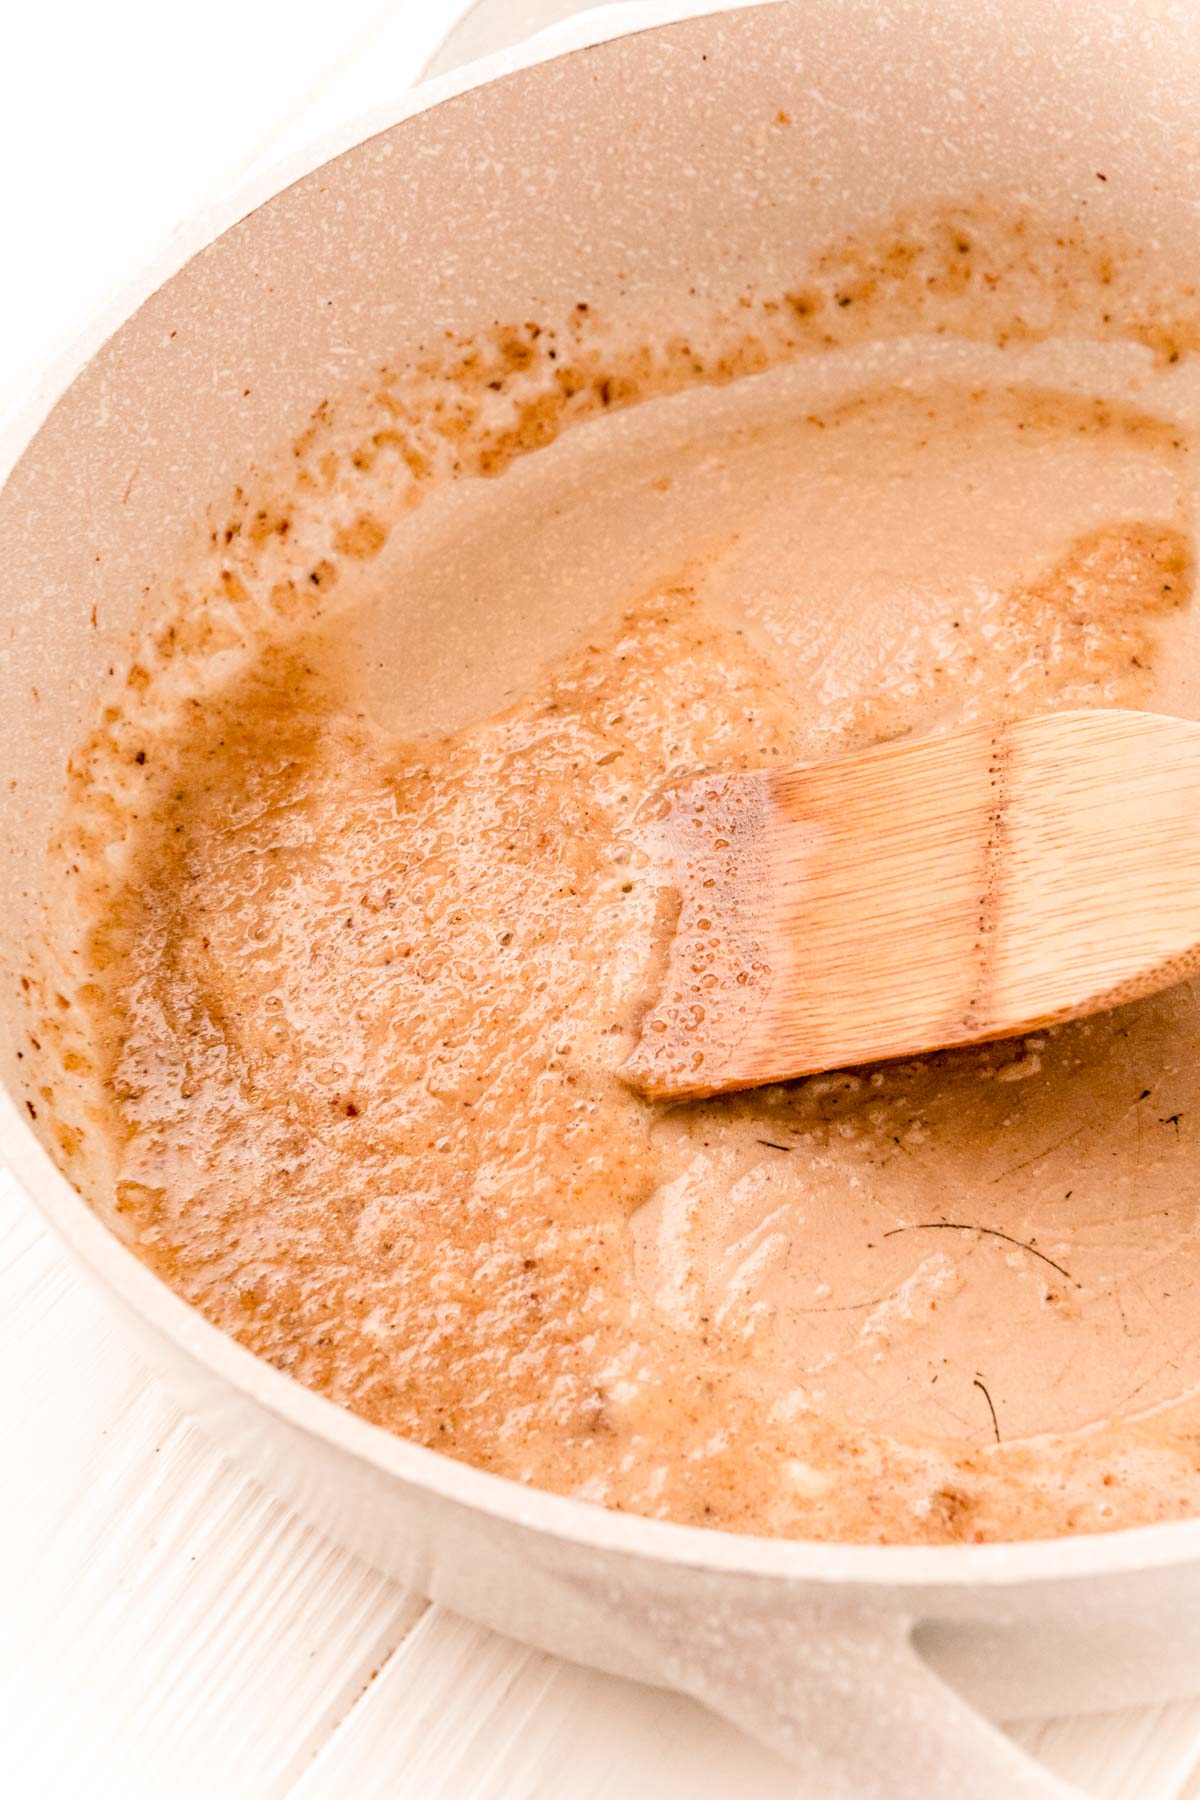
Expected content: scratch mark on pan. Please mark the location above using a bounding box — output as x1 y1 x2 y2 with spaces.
1113 1355 1183 1413
990 1120 1090 1182
793 1286 903 1315
973 1374 1001 1443
882 1221 1077 1285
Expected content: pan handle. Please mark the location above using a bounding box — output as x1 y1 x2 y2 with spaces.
658 1605 1082 1798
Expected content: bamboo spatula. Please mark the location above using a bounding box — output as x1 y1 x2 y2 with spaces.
623 709 1200 1102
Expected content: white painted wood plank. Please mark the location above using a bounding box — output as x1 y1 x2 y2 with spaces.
291 1607 800 1799
1011 1705 1200 1799
0 1174 424 1799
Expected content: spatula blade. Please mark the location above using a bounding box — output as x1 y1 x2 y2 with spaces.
624 710 1200 1100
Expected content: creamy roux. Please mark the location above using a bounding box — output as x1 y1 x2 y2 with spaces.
52 358 1200 1543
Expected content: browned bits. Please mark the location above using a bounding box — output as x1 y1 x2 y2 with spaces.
333 513 388 560
219 570 250 604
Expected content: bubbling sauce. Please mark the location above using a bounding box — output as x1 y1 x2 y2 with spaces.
30 206 1200 1542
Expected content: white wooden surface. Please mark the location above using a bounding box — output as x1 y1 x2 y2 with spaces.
5 4 1200 1793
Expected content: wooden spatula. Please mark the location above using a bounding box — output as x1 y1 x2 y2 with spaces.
623 709 1200 1101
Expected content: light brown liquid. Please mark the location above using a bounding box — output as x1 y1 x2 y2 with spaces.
55 358 1200 1544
